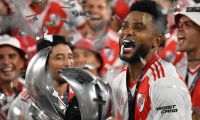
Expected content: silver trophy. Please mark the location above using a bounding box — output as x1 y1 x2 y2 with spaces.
26 47 111 120
26 47 66 120
60 68 112 120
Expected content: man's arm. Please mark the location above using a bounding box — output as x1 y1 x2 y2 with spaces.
149 77 192 120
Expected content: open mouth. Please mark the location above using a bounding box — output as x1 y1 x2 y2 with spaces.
120 40 136 56
177 36 186 45
0 65 14 73
122 40 136 48
90 15 101 21
91 17 101 21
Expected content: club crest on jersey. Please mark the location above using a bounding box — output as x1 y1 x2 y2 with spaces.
137 93 146 112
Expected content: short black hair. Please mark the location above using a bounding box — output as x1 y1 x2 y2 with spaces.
130 1 167 35
37 35 73 51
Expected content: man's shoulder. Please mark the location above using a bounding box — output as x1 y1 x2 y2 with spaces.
159 59 178 76
146 59 185 87
149 59 188 89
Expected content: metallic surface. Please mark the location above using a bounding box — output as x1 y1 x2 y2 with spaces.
26 47 111 120
60 68 111 120
25 47 66 120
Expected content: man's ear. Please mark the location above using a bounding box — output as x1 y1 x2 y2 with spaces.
152 34 163 48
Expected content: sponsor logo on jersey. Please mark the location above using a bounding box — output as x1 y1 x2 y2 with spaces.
156 105 178 114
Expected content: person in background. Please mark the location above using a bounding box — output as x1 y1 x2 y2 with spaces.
174 3 200 120
157 0 194 66
7 35 74 120
108 1 192 119
69 0 123 75
73 38 103 77
16 0 67 35
0 0 13 34
0 0 11 16
0 34 26 114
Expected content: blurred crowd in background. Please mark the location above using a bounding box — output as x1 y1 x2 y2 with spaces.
0 0 200 119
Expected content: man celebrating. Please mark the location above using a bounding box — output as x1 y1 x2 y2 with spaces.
0 35 26 113
109 1 192 120
73 38 103 77
76 0 123 74
175 3 200 120
7 35 74 120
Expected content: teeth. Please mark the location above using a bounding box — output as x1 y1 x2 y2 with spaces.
90 15 101 20
120 45 124 56
0 65 13 72
91 15 100 18
122 39 136 48
177 35 185 40
123 39 131 42
2 68 13 72
177 36 184 39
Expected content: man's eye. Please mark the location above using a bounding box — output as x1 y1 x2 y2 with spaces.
134 25 145 31
56 56 64 60
121 24 128 30
9 54 17 59
184 21 193 28
0 55 3 59
68 55 73 60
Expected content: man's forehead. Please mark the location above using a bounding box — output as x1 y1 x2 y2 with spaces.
86 0 107 5
50 46 72 55
0 45 20 53
125 11 153 23
74 48 94 54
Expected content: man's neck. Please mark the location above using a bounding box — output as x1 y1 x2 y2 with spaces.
85 23 107 39
128 51 156 83
0 79 18 95
128 63 145 83
187 48 200 69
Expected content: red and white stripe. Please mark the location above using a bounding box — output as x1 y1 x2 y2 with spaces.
150 60 165 81
21 91 31 101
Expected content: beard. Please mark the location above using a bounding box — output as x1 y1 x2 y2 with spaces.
51 73 67 85
120 43 150 64
88 21 108 32
55 76 67 84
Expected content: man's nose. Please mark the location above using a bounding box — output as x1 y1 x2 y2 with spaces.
63 59 74 68
119 27 134 37
124 26 134 36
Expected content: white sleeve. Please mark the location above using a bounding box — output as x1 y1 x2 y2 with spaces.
149 77 192 120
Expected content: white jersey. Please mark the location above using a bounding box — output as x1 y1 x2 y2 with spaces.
109 55 192 120
7 91 33 120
